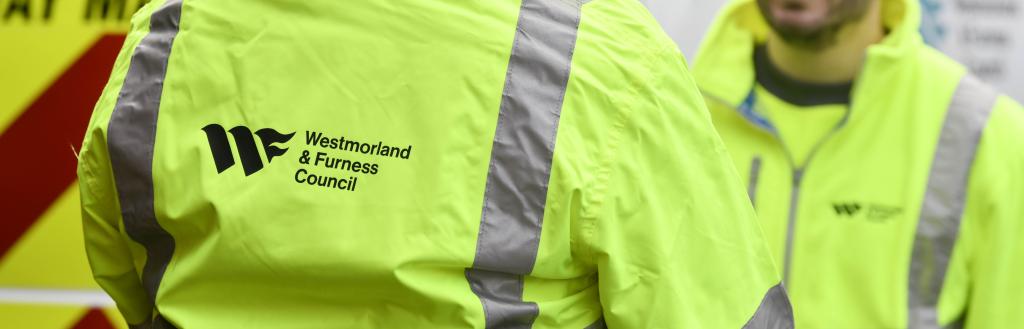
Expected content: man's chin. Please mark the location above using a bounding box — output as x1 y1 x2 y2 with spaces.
771 23 839 50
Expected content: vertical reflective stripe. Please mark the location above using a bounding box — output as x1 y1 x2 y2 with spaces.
106 0 182 323
747 156 762 207
908 75 998 329
465 0 581 327
743 283 795 329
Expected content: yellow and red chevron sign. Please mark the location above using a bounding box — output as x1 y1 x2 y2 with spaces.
1 0 150 328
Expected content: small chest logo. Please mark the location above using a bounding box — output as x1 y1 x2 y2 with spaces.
833 203 862 216
202 124 295 176
832 202 903 222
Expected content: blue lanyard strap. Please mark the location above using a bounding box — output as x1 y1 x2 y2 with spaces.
737 89 777 133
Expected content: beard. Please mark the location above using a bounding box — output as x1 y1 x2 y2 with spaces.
756 0 874 50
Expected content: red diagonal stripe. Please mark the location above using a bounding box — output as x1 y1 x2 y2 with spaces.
0 35 126 257
71 308 117 329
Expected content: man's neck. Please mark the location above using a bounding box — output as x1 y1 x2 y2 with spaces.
765 1 885 84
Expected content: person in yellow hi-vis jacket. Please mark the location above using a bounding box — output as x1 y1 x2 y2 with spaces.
77 0 793 328
691 0 1024 328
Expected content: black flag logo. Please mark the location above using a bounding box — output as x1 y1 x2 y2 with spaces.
202 124 295 176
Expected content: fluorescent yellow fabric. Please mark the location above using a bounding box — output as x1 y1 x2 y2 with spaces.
753 86 847 166
78 0 786 327
693 0 1024 328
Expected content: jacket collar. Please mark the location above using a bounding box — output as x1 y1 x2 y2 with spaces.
692 0 924 109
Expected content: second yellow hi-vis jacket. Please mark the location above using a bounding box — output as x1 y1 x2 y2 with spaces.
77 0 793 328
693 0 1024 328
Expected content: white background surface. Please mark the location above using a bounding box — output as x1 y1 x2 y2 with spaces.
641 0 1024 103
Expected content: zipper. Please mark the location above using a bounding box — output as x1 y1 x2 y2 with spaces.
702 90 851 286
783 168 803 285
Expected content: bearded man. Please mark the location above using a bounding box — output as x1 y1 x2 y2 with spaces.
691 0 1024 328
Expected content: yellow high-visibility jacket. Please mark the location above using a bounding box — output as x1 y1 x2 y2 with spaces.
77 0 792 327
693 0 1024 328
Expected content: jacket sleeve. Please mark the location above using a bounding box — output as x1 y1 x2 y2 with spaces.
955 95 1024 328
77 5 162 325
587 42 792 328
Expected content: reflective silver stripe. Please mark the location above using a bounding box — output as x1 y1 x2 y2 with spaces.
464 269 538 329
465 0 581 327
908 74 998 329
106 0 183 322
743 283 795 329
747 156 762 207
583 317 605 329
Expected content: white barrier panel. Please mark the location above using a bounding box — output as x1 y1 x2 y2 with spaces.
922 0 1023 103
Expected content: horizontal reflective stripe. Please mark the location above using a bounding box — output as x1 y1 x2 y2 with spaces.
743 283 794 329
908 74 998 329
0 288 114 307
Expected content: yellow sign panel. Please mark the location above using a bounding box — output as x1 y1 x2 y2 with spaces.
1 1 149 328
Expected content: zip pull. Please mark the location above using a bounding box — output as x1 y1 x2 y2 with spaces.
747 156 763 207
792 169 804 187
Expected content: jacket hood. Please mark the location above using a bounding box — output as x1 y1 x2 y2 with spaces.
692 0 924 106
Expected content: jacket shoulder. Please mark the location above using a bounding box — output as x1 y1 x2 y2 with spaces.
981 95 1024 160
575 0 683 69
913 45 971 82
565 0 701 134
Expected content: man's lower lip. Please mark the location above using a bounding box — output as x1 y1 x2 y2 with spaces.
771 5 825 27
774 8 807 23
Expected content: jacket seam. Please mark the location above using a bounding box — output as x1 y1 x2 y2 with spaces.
580 42 669 265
